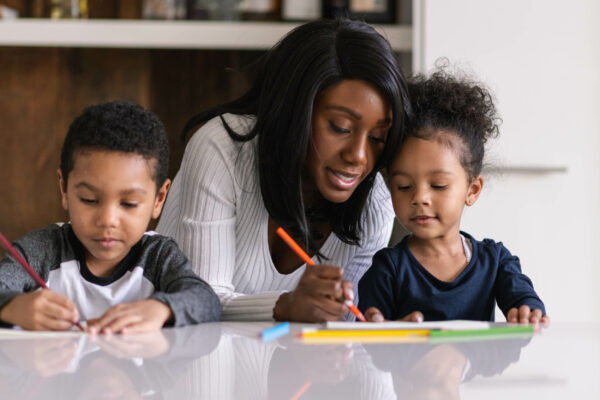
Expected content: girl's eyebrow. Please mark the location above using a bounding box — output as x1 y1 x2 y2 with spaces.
390 170 453 177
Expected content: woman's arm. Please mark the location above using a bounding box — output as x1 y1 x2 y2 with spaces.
157 116 285 320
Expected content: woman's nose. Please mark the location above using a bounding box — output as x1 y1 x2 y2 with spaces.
342 133 368 166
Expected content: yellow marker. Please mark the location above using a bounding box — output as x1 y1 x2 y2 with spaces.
298 329 431 344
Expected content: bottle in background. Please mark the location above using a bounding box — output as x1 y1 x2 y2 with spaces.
239 0 280 21
50 0 89 18
323 0 396 24
281 0 320 21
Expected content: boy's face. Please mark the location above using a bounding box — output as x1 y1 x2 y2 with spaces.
388 134 482 240
58 150 170 275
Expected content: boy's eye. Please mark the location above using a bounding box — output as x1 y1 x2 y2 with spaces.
396 185 411 191
121 202 138 208
328 120 351 133
431 185 448 190
80 198 97 205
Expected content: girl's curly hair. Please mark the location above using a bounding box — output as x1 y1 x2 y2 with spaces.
408 66 501 179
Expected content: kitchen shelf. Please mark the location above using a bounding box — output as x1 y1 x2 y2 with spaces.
0 19 412 51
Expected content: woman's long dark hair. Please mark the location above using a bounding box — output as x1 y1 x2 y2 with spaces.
182 19 411 252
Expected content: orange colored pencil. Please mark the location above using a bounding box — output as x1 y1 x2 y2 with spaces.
275 227 367 322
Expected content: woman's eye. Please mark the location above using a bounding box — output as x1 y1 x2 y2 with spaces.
329 121 351 133
369 135 386 144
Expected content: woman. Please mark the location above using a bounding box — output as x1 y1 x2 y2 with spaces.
157 19 411 322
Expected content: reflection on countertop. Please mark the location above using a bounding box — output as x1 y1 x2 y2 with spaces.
0 322 597 399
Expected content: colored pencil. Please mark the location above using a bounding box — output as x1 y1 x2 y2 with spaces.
261 322 290 342
0 232 84 331
276 227 367 322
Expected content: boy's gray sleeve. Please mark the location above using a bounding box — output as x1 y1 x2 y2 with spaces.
0 240 48 313
147 238 221 326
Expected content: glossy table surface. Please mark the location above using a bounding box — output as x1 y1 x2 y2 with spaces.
0 322 597 399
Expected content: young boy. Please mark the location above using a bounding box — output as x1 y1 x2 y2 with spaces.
0 101 221 333
358 70 548 325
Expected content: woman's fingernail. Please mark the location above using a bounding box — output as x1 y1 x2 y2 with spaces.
347 289 355 301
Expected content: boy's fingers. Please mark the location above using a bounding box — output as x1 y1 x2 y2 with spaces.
518 305 531 323
365 307 385 322
540 315 550 326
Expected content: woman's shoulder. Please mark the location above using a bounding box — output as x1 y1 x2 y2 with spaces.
186 113 257 155
364 173 394 219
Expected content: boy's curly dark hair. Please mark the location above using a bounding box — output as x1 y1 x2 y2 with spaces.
407 67 501 179
60 101 169 190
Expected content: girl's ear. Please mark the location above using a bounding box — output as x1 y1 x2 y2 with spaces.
465 175 484 206
57 169 69 211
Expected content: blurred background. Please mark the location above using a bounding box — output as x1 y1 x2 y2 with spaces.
0 0 598 322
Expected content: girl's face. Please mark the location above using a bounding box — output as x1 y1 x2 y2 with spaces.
305 79 392 204
389 133 483 240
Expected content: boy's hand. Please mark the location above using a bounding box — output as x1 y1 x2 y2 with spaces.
507 305 550 325
87 299 172 335
364 307 424 323
0 290 80 330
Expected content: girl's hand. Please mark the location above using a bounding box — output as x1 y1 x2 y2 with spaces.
0 290 80 331
507 305 550 325
273 264 348 322
87 299 172 335
364 307 424 323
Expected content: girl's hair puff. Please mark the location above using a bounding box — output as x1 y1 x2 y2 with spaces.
408 65 501 180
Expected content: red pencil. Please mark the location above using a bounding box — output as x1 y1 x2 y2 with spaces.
275 227 367 322
0 232 84 331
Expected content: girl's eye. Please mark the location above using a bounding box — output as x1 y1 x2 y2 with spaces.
80 198 97 205
121 202 138 208
397 186 411 191
432 185 448 190
329 121 351 133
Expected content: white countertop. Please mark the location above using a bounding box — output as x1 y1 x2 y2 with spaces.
0 322 597 399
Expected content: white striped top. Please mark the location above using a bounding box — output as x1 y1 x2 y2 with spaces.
157 114 395 320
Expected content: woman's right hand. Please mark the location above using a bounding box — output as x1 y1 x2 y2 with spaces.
273 264 349 322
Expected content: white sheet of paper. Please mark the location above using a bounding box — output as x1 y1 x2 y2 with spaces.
323 320 491 331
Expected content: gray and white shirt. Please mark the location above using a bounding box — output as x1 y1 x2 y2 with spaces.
0 223 221 326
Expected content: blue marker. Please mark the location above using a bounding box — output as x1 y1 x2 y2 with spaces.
261 322 290 342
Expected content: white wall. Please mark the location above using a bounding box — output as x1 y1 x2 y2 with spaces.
415 0 600 321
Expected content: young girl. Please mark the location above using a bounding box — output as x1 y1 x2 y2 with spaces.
358 70 549 325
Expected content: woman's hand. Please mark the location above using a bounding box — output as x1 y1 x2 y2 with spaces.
506 305 550 325
273 264 350 322
364 307 424 323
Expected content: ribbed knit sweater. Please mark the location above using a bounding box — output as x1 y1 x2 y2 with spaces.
157 114 394 320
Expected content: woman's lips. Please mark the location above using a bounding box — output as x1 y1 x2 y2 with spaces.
327 168 361 189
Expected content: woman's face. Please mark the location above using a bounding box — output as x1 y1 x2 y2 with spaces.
305 79 392 203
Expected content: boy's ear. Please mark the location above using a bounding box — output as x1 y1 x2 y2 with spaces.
152 178 171 219
57 169 69 211
465 175 484 207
